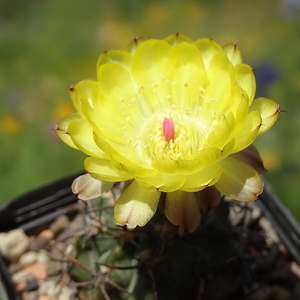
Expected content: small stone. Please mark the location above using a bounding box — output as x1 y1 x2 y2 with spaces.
38 280 57 297
57 286 77 300
291 261 300 279
8 262 21 274
15 281 27 293
36 249 50 263
49 215 70 236
270 285 291 300
227 201 249 226
25 279 40 292
47 261 63 276
15 279 39 293
30 230 54 251
24 262 48 280
249 203 262 225
259 217 280 244
0 229 30 261
39 229 54 239
22 291 39 300
38 296 51 300
11 270 34 284
19 251 38 267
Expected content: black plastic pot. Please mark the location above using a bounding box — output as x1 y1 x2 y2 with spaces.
0 173 300 300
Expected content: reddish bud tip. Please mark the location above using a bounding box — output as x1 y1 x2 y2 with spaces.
133 37 139 46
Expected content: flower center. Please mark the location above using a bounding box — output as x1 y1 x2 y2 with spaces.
139 110 206 162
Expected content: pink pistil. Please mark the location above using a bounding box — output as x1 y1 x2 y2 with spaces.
163 117 175 142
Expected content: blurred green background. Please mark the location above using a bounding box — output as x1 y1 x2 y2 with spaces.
1 0 299 218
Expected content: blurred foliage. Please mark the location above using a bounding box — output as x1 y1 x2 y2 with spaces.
0 0 299 219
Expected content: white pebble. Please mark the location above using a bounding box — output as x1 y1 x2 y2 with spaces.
58 286 77 300
11 270 34 284
19 251 38 267
0 229 30 261
36 249 50 263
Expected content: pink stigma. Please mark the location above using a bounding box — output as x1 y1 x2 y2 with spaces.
163 117 175 142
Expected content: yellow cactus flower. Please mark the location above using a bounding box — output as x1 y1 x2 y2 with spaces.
56 34 280 236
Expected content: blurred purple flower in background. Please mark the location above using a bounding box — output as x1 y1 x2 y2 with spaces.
254 62 279 98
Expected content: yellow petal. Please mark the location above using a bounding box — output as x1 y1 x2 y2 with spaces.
233 88 251 131
250 97 280 135
97 63 136 100
97 50 132 72
164 33 193 46
126 37 147 55
233 110 262 153
135 80 170 112
56 112 82 150
114 180 161 229
156 179 186 192
85 157 133 182
214 157 263 202
118 162 159 178
202 53 234 119
152 147 223 175
203 112 236 149
131 39 172 85
67 118 108 158
165 191 200 236
181 164 222 192
136 174 186 192
151 159 202 175
223 43 242 66
79 82 145 165
193 38 223 69
84 66 151 157
166 42 207 88
82 94 140 152
70 80 100 113
108 155 159 177
234 63 256 102
93 128 143 165
163 43 207 109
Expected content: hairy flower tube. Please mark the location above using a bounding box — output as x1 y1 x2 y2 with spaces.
56 34 279 236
